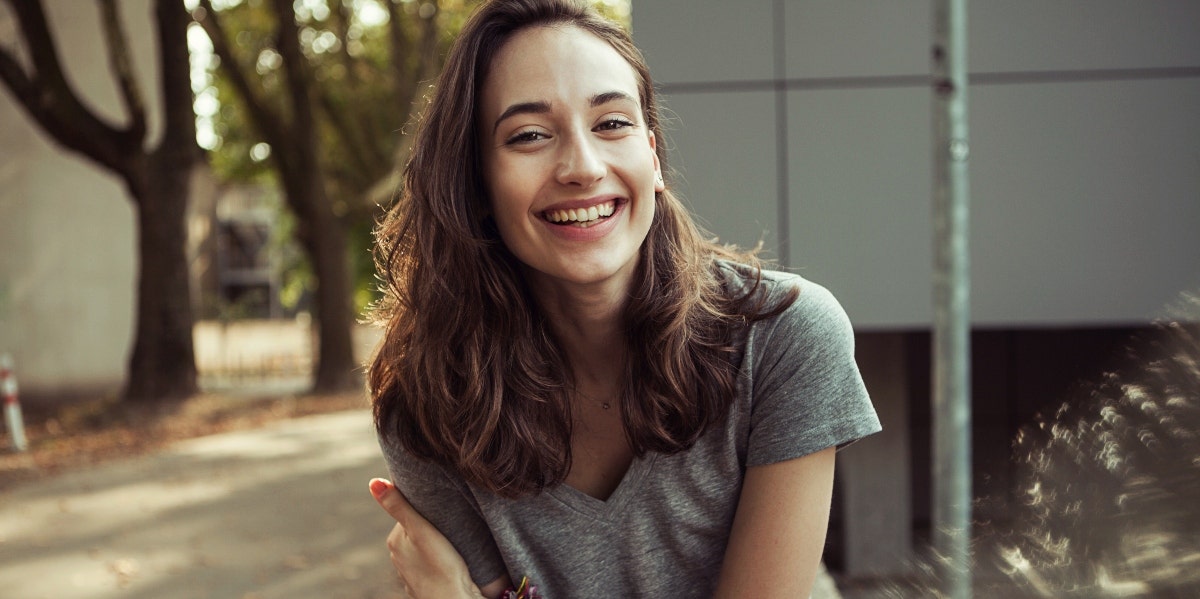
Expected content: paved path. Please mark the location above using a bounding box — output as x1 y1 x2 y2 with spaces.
0 410 842 599
0 411 400 599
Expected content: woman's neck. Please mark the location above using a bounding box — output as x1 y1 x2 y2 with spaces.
526 269 629 387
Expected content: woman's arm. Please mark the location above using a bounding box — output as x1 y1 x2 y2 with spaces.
370 479 513 599
373 445 834 599
712 447 837 599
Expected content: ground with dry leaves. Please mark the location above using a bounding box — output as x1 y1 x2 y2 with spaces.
1 391 369 491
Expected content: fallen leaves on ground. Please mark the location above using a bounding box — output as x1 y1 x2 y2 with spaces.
0 390 368 490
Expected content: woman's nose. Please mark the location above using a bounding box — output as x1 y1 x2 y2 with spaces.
555 133 605 187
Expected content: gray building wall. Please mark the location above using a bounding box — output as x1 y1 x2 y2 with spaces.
633 1 1200 329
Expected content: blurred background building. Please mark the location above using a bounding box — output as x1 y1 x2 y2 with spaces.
632 0 1200 578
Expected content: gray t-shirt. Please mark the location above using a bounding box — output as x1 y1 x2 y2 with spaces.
380 265 881 597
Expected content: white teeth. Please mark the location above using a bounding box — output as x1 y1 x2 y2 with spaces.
545 200 616 225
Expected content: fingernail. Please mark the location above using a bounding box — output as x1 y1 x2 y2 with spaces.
369 478 389 498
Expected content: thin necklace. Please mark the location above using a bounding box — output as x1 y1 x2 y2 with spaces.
575 387 615 410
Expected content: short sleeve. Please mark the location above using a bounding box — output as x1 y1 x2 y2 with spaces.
746 277 881 467
377 436 509 587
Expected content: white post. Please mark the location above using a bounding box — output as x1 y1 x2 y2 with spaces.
1 353 29 452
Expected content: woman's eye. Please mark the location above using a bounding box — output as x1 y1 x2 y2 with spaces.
505 130 547 145
595 118 634 132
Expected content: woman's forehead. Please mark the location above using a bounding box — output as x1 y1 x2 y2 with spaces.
480 24 642 113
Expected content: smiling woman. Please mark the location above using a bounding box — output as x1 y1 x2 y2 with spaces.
366 1 880 598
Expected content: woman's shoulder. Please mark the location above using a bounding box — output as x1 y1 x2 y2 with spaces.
713 259 846 322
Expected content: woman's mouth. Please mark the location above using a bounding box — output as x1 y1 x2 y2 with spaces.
542 200 618 228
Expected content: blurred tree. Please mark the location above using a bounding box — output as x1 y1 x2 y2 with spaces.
0 0 201 403
192 0 625 391
193 0 475 392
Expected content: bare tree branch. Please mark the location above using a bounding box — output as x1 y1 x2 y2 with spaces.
0 43 34 97
315 86 380 184
328 0 388 175
385 0 413 105
388 0 439 122
194 0 289 158
5 0 68 93
155 0 199 154
319 0 389 177
358 0 445 211
98 0 147 141
271 0 318 213
394 0 439 153
363 0 441 208
0 0 135 175
415 1 441 85
330 0 359 87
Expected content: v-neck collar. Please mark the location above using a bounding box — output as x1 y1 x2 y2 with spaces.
546 452 659 521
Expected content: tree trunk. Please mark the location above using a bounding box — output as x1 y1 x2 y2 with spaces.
272 0 356 392
280 168 356 392
306 202 357 392
123 150 199 402
121 0 201 403
198 0 379 393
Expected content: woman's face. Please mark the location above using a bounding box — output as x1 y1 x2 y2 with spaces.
478 24 663 292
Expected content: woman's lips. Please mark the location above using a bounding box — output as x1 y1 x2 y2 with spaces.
543 199 617 225
538 198 626 240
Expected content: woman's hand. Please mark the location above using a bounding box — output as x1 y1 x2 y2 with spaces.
368 478 489 599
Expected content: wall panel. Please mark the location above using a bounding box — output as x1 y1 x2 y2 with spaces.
659 91 782 257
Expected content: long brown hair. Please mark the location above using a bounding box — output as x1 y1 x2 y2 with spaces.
369 0 795 497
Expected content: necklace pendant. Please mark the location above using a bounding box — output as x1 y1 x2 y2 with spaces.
601 402 611 410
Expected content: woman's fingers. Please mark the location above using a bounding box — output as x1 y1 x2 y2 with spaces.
369 477 443 552
369 478 418 528
368 478 484 599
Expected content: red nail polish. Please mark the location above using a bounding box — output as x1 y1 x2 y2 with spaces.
369 479 389 498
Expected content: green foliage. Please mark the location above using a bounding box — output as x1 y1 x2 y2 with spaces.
271 204 314 313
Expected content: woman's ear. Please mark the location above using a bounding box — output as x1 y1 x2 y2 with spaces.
650 132 665 192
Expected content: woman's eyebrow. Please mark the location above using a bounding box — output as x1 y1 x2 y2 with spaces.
590 90 636 108
493 101 551 135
